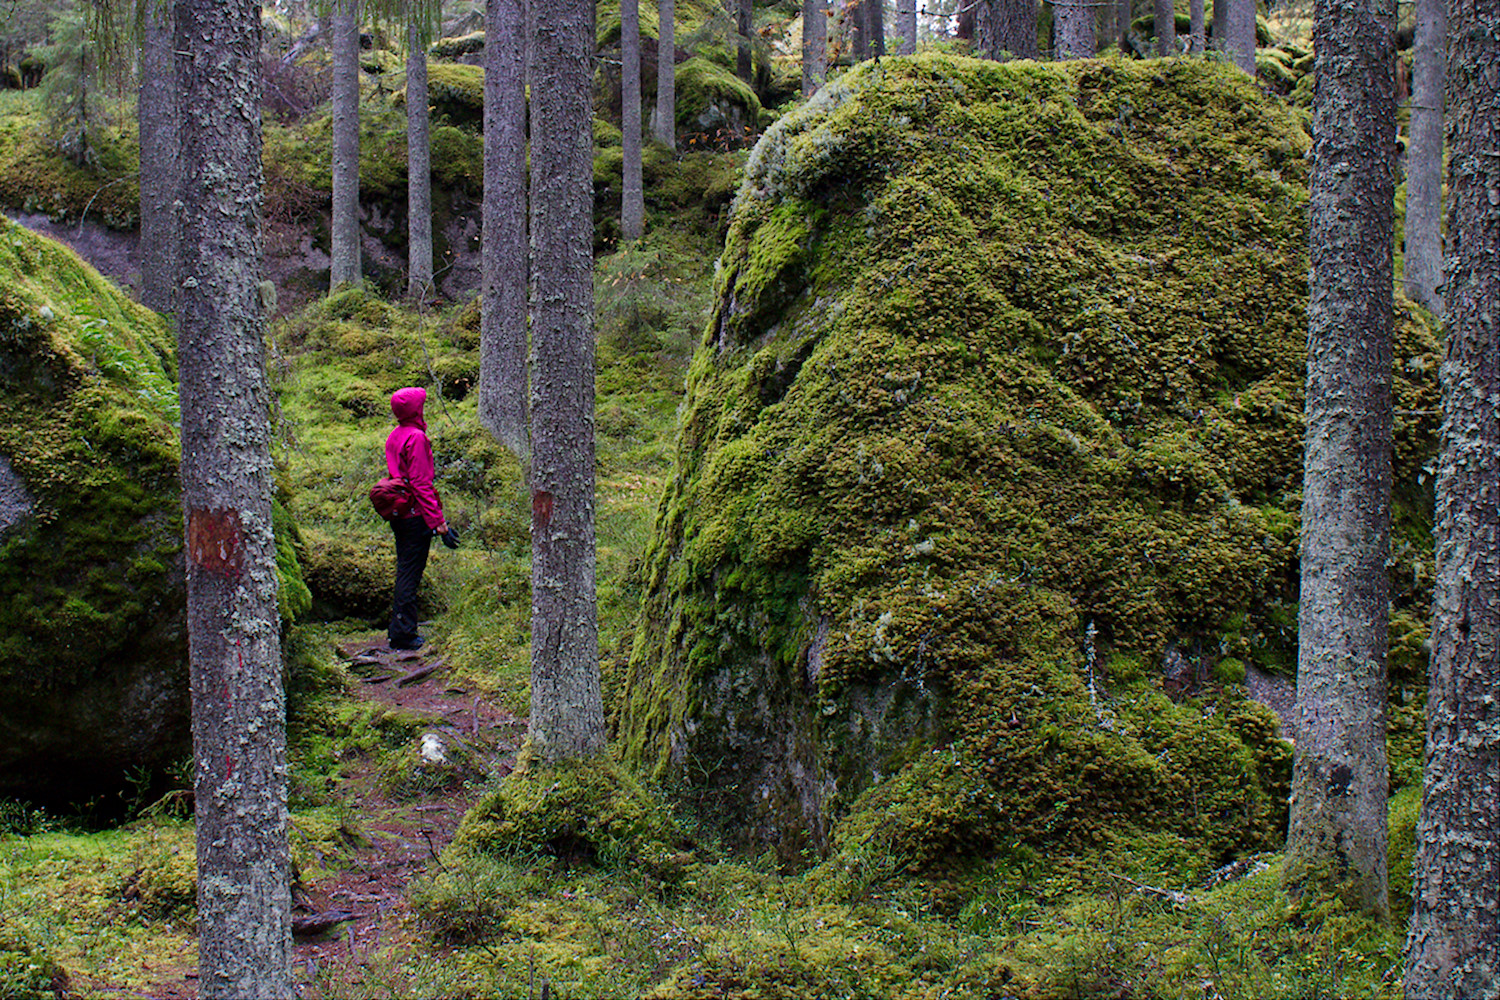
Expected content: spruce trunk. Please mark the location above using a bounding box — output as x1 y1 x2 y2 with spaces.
654 0 675 145
1403 0 1500 991
621 0 644 242
1055 0 1095 58
329 0 361 288
173 0 290 994
406 20 434 299
138 1 177 317
802 0 825 94
1286 0 1395 920
897 0 917 55
1402 0 1444 313
480 0 529 464
527 0 604 762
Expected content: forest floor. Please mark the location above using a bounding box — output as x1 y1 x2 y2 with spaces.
110 635 524 1000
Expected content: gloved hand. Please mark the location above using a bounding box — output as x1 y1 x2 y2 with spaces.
440 527 460 549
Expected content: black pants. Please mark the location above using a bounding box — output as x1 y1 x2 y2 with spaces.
388 515 432 646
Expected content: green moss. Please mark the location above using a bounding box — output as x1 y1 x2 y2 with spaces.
0 938 65 1000
453 758 685 875
274 500 312 626
0 90 139 229
422 63 485 131
430 31 486 60
674 56 763 137
0 215 181 690
619 54 1439 867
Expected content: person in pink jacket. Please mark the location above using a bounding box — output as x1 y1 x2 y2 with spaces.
385 387 455 650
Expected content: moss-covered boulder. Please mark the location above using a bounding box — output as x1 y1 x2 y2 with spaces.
617 56 1439 869
674 56 762 139
0 215 188 803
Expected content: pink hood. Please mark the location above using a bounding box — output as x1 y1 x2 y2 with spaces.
391 387 428 431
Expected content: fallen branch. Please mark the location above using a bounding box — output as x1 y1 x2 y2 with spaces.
397 656 447 687
1106 870 1194 908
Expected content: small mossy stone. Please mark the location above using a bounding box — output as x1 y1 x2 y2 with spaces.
453 758 684 875
674 56 762 138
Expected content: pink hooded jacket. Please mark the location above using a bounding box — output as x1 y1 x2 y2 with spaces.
386 387 446 530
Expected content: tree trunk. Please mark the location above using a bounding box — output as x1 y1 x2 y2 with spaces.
653 0 675 145
867 0 885 57
172 0 290 995
329 0 361 288
1285 0 1395 922
977 0 1037 59
406 19 433 299
621 0 644 242
735 0 752 81
802 0 825 94
1189 0 1204 54
1055 0 1095 58
1213 0 1226 52
1119 0 1133 51
1402 0 1500 990
480 0 529 464
1402 0 1444 313
897 0 917 55
851 1 869 61
1225 0 1256 74
138 0 177 317
527 0 604 763
1154 0 1177 55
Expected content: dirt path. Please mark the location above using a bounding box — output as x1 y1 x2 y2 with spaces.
117 635 522 999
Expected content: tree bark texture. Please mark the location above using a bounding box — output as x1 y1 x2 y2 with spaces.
1403 0 1500 992
897 0 917 55
997 0 1038 59
802 0 825 94
1154 0 1178 55
1189 0 1205 54
621 0 644 242
866 0 885 58
1225 0 1256 74
975 0 1038 60
654 0 675 145
480 0 529 464
1402 0 1444 314
1286 0 1394 921
406 20 433 299
1213 0 1226 52
735 0 752 81
1055 0 1095 58
527 0 604 762
172 0 291 995
138 0 177 317
851 0 869 61
329 0 361 288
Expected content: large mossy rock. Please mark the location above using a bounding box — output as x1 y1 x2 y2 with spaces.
618 56 1439 870
0 216 186 803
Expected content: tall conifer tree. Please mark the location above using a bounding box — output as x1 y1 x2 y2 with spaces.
173 0 290 993
1285 0 1395 920
1404 0 1500 990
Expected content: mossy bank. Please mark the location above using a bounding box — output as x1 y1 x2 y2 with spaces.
0 216 307 805
617 55 1439 872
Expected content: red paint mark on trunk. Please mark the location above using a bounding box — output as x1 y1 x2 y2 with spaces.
187 508 244 579
532 490 554 531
